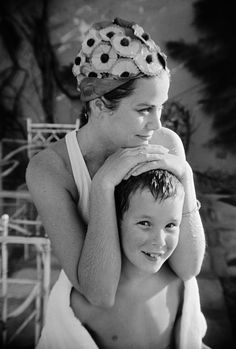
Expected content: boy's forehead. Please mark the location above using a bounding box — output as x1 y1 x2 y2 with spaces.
127 189 155 210
129 187 184 204
126 188 184 215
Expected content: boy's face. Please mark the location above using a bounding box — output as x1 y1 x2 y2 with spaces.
120 188 184 275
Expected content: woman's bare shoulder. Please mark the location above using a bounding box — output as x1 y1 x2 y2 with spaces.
26 138 78 201
151 127 185 158
26 140 66 178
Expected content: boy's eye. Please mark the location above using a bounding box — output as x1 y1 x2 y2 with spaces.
166 223 177 230
137 221 151 227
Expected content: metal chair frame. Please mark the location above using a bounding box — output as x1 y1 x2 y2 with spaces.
0 214 51 347
0 119 79 346
26 118 79 158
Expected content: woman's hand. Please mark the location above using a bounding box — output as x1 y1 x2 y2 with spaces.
124 147 186 181
93 144 170 188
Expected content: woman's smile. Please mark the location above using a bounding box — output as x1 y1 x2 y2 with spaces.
136 134 153 141
104 75 169 149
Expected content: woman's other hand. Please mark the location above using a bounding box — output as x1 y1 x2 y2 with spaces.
124 149 186 181
93 144 169 188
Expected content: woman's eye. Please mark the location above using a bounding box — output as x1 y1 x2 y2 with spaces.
138 221 151 227
138 107 152 115
138 106 164 115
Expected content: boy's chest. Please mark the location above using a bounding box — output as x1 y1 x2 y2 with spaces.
71 282 181 349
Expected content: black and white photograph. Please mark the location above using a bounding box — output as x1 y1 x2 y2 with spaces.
0 1 235 348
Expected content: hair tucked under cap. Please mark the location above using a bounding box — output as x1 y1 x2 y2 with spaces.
72 17 169 102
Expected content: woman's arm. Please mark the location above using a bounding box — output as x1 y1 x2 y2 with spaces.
26 143 168 306
151 127 206 280
169 161 206 280
78 176 121 306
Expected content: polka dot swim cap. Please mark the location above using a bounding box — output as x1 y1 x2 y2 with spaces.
72 17 169 101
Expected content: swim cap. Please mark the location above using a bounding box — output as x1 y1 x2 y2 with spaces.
72 17 168 101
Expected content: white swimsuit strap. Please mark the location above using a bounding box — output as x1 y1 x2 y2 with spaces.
65 130 91 223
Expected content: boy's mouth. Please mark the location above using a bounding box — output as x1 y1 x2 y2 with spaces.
141 250 165 261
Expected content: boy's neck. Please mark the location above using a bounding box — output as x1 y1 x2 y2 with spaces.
119 259 172 301
120 256 156 285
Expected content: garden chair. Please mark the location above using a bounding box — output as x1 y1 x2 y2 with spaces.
0 119 80 345
1 118 80 254
0 214 51 348
26 118 79 159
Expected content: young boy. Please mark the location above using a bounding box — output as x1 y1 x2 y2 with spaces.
37 169 208 349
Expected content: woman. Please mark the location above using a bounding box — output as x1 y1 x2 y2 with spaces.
26 18 205 310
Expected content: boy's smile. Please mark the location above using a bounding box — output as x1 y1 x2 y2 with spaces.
120 188 184 277
141 250 166 262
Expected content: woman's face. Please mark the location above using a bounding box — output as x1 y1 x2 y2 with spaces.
104 72 170 149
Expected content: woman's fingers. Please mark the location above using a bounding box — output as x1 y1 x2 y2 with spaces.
123 151 167 180
96 145 173 187
127 145 169 163
144 144 169 154
107 146 167 173
121 144 169 156
124 154 186 181
124 161 161 180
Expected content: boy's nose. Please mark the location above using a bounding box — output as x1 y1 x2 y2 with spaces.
151 229 166 247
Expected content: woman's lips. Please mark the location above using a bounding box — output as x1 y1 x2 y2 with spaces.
136 134 153 141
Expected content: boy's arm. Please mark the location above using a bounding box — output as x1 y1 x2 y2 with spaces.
151 127 206 280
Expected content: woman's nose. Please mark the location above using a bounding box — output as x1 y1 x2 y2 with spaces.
147 112 162 131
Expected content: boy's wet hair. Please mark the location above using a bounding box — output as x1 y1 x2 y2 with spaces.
115 169 183 221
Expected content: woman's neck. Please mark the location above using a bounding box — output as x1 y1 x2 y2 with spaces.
76 123 116 178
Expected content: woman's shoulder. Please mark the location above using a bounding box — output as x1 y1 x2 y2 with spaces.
26 138 78 200
27 138 68 175
151 127 185 158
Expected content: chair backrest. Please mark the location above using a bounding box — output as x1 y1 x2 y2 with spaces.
0 214 51 347
26 118 80 159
